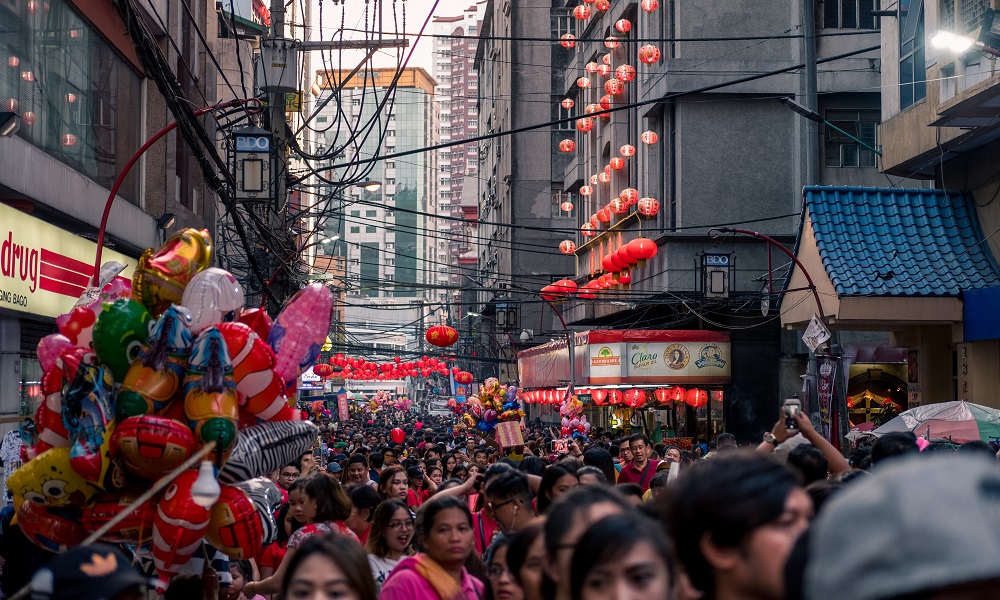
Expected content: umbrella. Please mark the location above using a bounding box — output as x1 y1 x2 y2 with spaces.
872 401 1000 443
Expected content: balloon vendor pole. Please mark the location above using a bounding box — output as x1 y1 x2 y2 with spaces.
6 441 218 600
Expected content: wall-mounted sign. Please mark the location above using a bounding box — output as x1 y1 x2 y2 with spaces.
626 341 731 383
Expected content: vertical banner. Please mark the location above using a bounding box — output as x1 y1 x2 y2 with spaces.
818 357 836 442
337 394 349 422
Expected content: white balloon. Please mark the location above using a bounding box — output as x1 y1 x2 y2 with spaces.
181 268 245 333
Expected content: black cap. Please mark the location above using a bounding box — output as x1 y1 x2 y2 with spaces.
406 466 424 479
30 544 150 600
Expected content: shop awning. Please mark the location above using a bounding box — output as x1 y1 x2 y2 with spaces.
516 329 731 388
781 186 1000 328
963 285 1000 341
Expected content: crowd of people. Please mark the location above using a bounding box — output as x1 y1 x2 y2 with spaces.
5 405 1000 600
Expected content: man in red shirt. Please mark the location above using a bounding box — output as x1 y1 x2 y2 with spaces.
616 433 660 492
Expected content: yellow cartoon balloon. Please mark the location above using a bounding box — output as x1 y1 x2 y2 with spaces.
7 447 103 508
132 228 213 316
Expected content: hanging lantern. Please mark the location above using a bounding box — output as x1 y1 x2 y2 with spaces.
573 4 591 19
604 165 612 175
654 388 670 404
425 325 458 347
604 78 624 96
586 61 600 74
559 139 576 153
669 386 687 402
618 270 632 285
685 388 709 408
598 172 611 184
581 222 596 237
619 188 639 204
576 117 594 132
615 64 636 82
609 198 627 214
615 19 632 33
580 185 594 197
456 371 475 385
561 97 575 109
539 284 559 301
641 130 659 145
625 389 647 408
559 240 577 255
604 36 620 50
600 95 612 111
576 77 592 89
601 254 615 273
593 389 609 405
641 0 658 11
596 63 612 77
584 103 601 115
609 249 628 271
620 144 636 157
639 44 662 64
620 245 638 266
590 174 599 185
637 197 660 217
608 389 624 405
609 157 625 170
596 208 612 223
577 282 597 300
589 214 600 229
553 279 578 294
313 364 333 378
602 53 612 65
626 237 658 264
595 0 610 11
560 200 575 212
560 34 577 49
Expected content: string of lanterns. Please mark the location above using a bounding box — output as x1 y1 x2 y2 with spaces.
520 386 717 408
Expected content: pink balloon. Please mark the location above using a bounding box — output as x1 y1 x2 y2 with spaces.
267 284 333 386
37 334 74 372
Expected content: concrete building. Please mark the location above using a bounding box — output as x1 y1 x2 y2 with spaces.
0 0 217 430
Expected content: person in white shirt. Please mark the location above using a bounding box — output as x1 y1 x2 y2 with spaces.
365 499 415 593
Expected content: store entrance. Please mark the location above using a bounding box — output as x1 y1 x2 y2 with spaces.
847 365 908 427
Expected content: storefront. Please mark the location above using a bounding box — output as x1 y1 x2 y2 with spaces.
517 330 732 445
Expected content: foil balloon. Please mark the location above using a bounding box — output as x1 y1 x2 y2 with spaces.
57 306 97 350
7 447 103 508
117 306 193 420
183 328 239 456
238 308 273 342
80 489 156 543
268 284 333 387
205 485 264 560
92 299 151 382
234 477 283 546
62 364 114 484
217 322 292 421
152 470 212 580
132 228 213 317
25 390 70 461
37 334 74 372
111 415 196 479
181 268 245 334
218 420 319 484
16 501 87 552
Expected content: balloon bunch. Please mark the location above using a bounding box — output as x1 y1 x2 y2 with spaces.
10 229 325 586
559 395 592 439
460 378 524 435
328 354 453 380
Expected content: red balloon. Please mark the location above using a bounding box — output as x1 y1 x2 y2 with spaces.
111 416 197 479
152 470 211 580
206 485 264 560
391 428 405 444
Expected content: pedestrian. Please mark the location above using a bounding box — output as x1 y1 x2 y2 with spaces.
576 466 608 486
343 454 377 487
582 448 616 484
536 464 579 514
505 520 546 600
380 495 485 600
570 514 674 600
407 465 437 508
616 434 660 492
486 535 524 600
228 559 265 600
28 543 148 600
379 465 409 502
365 499 415 593
258 502 300 581
346 484 383 544
278 535 377 600
482 471 534 561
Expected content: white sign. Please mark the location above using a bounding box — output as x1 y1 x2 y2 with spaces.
802 314 831 353
625 341 732 383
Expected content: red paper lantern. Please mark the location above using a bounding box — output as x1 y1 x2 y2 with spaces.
540 284 559 301
626 237 658 262
559 139 576 153
615 19 632 33
618 270 631 285
578 282 597 299
685 388 709 407
604 36 619 50
425 325 458 347
609 157 625 170
577 77 592 89
580 185 594 197
641 130 659 145
561 98 575 110
600 95 612 111
586 61 600 74
313 364 333 378
653 388 670 403
595 0 609 11
639 44 662 64
619 188 639 204
584 103 601 115
602 53 612 65
589 214 599 228
608 389 623 405
590 174 599 185
593 389 609 405
553 279 579 294
596 64 612 78
560 34 577 49
610 250 628 271
573 4 591 19
620 144 636 157
597 208 611 223
625 388 647 408
455 371 474 385
637 197 660 217
560 200 575 212
581 222 596 237
615 64 636 82
669 386 687 402
576 117 594 132
609 198 628 214
598 171 611 184
604 78 624 95
641 0 658 11
559 240 576 255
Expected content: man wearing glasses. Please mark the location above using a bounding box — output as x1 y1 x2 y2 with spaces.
482 471 534 563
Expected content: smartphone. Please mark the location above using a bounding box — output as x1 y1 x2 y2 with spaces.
783 398 802 430
553 439 569 454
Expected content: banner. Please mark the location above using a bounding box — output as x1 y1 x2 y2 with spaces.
337 394 349 421
818 357 837 441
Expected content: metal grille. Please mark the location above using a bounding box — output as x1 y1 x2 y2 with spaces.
941 0 955 31
961 0 988 32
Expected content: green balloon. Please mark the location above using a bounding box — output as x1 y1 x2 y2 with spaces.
93 299 152 382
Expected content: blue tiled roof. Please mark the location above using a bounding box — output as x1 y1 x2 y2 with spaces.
802 186 1000 297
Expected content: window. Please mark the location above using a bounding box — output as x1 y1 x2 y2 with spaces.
960 0 989 31
551 8 573 38
824 109 879 167
386 161 396 168
366 226 377 233
365 210 377 217
469 25 478 35
352 99 361 107
316 116 328 123
350 210 360 217
899 0 926 109
551 189 574 218
350 226 361 233
823 0 878 29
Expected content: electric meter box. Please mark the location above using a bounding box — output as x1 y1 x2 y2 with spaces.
257 38 299 94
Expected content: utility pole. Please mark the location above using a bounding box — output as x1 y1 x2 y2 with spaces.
802 0 820 425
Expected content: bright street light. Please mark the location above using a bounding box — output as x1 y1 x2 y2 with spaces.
930 30 975 53
322 234 340 243
467 311 481 317
357 180 382 192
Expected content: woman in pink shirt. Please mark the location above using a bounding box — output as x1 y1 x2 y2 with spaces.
380 495 485 600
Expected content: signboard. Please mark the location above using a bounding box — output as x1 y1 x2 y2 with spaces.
625 341 731 383
337 394 349 421
589 343 624 382
818 357 836 441
0 203 137 318
802 314 831 352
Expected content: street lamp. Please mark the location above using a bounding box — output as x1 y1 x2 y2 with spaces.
930 10 1000 57
930 30 976 53
0 112 20 137
779 97 882 156
322 234 340 244
357 180 382 192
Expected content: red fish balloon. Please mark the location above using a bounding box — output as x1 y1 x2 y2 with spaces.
16 501 87 552
152 470 212 580
81 490 156 543
217 322 292 422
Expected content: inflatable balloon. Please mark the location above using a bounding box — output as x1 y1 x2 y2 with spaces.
16 501 87 552
183 328 239 456
205 485 264 560
92 299 151 382
57 306 97 349
217 322 292 421
234 478 283 546
25 391 70 461
268 284 333 386
181 268 245 334
390 428 405 444
117 306 193 420
7 447 102 508
81 490 156 543
218 420 318 484
238 308 273 342
37 334 74 372
151 470 212 580
111 416 197 479
132 228 213 317
62 364 114 484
